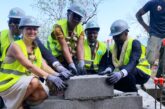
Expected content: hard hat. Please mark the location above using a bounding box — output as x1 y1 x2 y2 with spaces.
85 21 100 31
68 4 86 18
109 19 129 36
8 7 25 19
19 16 40 28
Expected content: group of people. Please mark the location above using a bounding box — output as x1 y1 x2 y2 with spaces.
1 0 165 108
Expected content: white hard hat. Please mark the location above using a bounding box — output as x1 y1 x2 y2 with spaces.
85 20 100 31
110 19 129 36
19 16 40 28
8 7 25 19
68 4 86 18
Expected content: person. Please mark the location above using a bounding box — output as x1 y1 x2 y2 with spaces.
136 0 165 66
0 7 71 80
46 4 86 75
99 20 151 92
83 20 107 74
0 16 67 109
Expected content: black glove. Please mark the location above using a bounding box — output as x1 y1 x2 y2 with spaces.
77 60 87 75
68 62 78 75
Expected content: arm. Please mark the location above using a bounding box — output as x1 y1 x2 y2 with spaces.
119 40 141 74
41 59 58 75
77 31 84 61
136 1 152 33
53 25 73 64
35 37 58 66
7 43 50 79
98 50 115 72
136 9 149 33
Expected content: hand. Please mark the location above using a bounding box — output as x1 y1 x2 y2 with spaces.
68 62 78 75
53 61 72 80
106 71 123 85
78 60 87 75
98 67 112 75
47 75 67 90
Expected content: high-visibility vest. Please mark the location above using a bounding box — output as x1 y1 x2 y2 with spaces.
46 19 83 57
0 30 10 63
0 40 42 92
84 40 106 71
110 38 151 76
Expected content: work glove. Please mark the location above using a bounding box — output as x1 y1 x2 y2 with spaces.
98 67 112 75
53 61 72 80
68 62 78 75
106 71 123 85
47 75 67 90
77 60 87 75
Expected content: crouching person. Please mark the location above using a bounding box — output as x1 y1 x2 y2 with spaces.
0 16 67 109
99 20 151 92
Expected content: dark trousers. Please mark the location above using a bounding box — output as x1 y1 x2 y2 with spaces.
114 68 150 92
0 97 4 108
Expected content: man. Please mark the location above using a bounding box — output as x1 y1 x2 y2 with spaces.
0 7 71 80
100 20 151 92
136 0 165 66
46 4 86 75
84 20 107 74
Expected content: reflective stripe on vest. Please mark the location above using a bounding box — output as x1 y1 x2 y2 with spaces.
84 40 106 72
110 38 151 76
0 40 42 92
46 19 83 57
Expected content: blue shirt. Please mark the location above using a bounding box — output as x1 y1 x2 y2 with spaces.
142 0 165 37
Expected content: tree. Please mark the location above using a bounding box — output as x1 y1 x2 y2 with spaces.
32 0 103 43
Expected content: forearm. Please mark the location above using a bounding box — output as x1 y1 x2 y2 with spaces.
136 9 149 31
35 37 58 65
77 37 84 60
62 44 73 64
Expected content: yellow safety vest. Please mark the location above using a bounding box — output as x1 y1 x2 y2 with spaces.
84 40 106 71
0 40 42 92
110 38 151 76
0 30 10 63
46 19 83 57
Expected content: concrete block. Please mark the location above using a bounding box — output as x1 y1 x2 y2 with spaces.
30 99 95 109
65 75 114 100
30 99 74 109
95 95 142 109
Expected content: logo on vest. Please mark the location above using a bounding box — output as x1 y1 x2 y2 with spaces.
157 5 162 11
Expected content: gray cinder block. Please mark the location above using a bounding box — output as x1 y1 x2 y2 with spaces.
65 75 114 100
95 95 143 109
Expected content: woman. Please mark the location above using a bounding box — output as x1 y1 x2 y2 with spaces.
0 16 67 109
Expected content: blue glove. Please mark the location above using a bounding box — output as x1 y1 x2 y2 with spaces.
68 62 78 75
78 60 87 75
98 67 112 75
53 61 72 80
47 75 67 90
106 71 123 85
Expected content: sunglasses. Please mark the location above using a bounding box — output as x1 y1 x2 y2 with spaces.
8 19 20 25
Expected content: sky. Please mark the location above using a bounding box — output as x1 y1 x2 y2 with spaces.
0 0 149 45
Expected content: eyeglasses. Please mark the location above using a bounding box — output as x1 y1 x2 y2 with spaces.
8 19 20 25
71 12 82 22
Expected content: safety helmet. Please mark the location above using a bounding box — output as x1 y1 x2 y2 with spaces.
68 4 86 18
19 16 40 29
85 21 100 31
109 19 129 36
8 7 25 19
